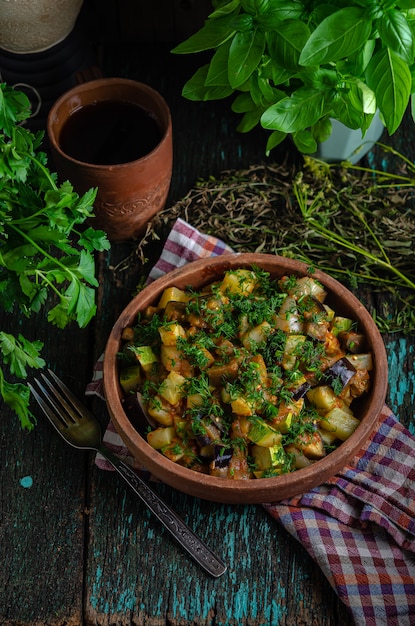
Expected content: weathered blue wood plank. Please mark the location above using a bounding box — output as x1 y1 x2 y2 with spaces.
85 469 353 625
385 337 415 433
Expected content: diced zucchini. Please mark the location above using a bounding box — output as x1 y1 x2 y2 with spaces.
219 269 258 296
119 364 142 394
173 419 189 439
282 334 306 370
252 443 287 471
158 371 187 405
132 345 159 373
317 427 338 446
188 344 215 369
160 344 181 371
147 395 174 426
147 426 176 449
241 321 272 350
320 406 360 441
160 345 194 377
161 438 186 462
346 353 373 371
186 393 205 409
246 418 282 447
158 286 188 309
323 304 335 322
285 444 314 469
330 316 353 337
274 295 303 333
288 276 327 302
158 322 186 346
220 386 232 404
231 396 255 416
306 385 339 413
296 431 325 459
271 404 297 433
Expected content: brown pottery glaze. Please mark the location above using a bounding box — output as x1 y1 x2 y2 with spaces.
103 254 389 504
47 78 173 242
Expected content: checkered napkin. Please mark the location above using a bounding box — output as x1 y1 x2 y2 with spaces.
88 218 415 626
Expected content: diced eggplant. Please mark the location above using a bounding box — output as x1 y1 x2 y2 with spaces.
338 330 366 353
323 357 356 391
164 300 187 322
207 356 241 386
122 393 157 435
192 412 222 446
291 380 311 400
212 444 233 468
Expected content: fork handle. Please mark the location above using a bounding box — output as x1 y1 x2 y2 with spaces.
99 446 227 578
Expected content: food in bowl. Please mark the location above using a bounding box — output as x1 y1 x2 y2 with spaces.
117 265 373 480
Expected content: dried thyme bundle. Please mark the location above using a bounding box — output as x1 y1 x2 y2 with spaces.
131 147 415 333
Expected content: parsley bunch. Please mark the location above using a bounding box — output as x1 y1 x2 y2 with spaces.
0 83 110 430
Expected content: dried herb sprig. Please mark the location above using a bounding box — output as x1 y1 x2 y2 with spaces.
125 150 415 333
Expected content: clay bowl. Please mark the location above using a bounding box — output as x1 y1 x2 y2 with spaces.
103 253 388 504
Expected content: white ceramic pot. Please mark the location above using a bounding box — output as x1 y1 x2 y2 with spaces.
0 0 83 54
316 111 384 164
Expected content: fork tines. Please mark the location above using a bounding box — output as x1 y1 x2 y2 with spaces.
29 369 83 431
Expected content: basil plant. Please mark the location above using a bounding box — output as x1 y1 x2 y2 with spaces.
172 0 415 154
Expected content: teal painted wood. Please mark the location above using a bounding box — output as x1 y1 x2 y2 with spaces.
1 29 415 626
0 403 86 623
85 469 353 625
385 337 415 433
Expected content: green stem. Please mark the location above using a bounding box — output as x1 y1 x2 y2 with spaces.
29 154 58 190
9 223 77 284
348 204 391 266
307 218 415 290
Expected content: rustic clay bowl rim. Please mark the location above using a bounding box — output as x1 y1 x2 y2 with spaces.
47 77 172 169
103 253 388 504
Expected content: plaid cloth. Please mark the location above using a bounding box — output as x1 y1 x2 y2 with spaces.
88 218 415 626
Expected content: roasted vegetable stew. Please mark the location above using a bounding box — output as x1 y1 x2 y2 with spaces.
117 267 372 479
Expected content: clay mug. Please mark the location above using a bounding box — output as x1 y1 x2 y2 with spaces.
47 77 173 242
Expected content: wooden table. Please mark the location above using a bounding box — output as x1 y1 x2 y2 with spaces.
1 43 414 626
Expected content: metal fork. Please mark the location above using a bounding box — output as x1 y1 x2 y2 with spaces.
29 369 227 578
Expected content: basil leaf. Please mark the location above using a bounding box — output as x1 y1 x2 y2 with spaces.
292 129 317 154
232 92 257 113
209 0 241 19
311 118 332 143
171 16 236 54
182 66 234 101
228 29 266 88
299 7 372 66
377 9 414 64
366 47 411 134
261 88 326 133
265 129 286 155
258 1 304 24
237 108 264 132
268 21 310 70
206 41 232 86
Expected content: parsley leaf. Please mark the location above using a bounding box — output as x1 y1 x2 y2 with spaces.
0 82 111 429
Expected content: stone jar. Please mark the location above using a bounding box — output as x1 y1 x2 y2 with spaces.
0 0 84 54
